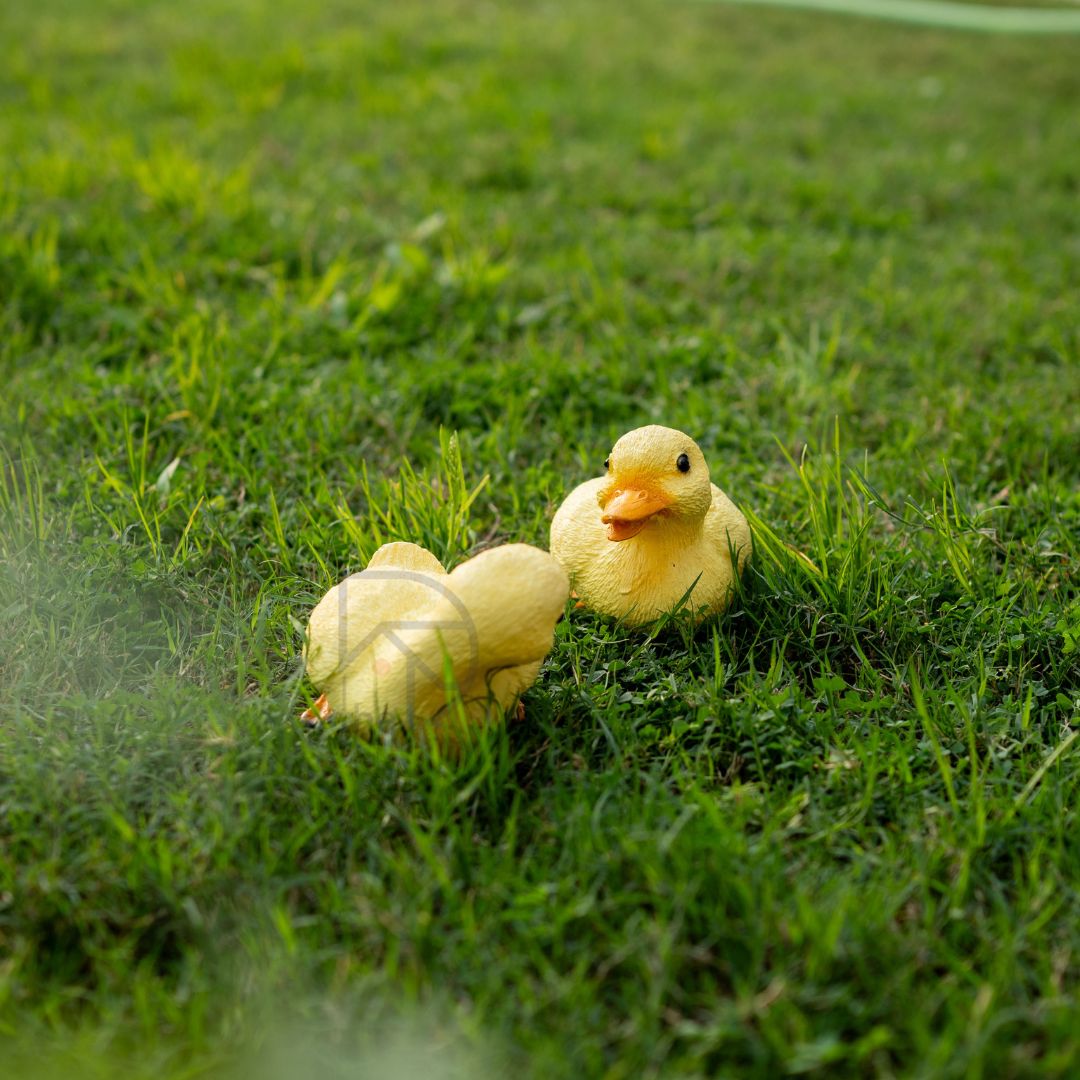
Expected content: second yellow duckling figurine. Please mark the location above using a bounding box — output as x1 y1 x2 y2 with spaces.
305 541 568 741
550 425 751 626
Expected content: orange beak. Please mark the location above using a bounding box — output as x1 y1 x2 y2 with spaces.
601 487 671 541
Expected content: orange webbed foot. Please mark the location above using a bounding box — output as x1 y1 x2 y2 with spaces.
300 693 333 726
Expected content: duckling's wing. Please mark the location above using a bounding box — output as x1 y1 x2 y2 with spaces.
706 484 752 572
550 478 607 578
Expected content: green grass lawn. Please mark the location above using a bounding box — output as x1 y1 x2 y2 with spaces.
2 0 1079 1075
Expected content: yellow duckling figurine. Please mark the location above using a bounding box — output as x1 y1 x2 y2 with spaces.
303 540 568 740
550 425 751 626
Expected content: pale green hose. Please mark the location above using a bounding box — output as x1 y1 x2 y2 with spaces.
690 0 1080 33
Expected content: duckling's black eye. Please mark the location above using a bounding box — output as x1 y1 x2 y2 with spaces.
604 458 610 471
676 453 690 473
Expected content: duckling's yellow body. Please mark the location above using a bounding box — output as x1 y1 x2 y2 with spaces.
550 426 750 625
305 541 568 739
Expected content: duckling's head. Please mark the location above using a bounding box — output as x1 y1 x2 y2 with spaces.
598 425 713 542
